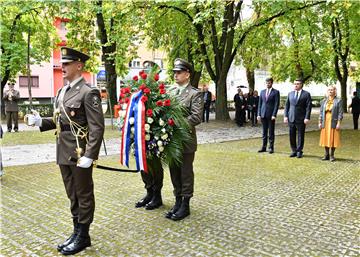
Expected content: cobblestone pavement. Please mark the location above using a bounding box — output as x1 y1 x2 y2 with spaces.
1 110 359 256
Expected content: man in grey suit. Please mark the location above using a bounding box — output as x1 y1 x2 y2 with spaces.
257 78 280 154
166 58 203 221
284 79 312 158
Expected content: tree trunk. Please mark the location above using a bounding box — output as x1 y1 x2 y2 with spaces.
215 74 230 121
191 71 201 88
246 68 255 91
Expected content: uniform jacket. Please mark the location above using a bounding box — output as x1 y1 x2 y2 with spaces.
257 88 280 119
40 78 105 165
284 90 312 123
349 96 360 114
319 97 343 129
179 84 203 153
3 89 20 112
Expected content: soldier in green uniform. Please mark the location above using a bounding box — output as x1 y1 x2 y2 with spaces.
27 47 104 255
165 58 203 221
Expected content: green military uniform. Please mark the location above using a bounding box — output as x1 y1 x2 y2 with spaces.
40 77 104 224
169 82 203 198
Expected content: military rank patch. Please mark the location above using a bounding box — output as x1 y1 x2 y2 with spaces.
92 96 100 108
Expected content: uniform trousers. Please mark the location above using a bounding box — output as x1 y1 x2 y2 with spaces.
169 153 195 198
140 158 163 192
59 165 95 225
6 111 18 131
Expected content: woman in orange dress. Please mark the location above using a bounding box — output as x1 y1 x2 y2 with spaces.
319 86 343 161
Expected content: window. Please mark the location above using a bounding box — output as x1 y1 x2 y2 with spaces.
129 59 141 68
19 76 39 88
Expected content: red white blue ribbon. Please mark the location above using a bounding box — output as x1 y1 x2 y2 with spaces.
120 90 148 172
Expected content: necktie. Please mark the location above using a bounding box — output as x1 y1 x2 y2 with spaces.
295 91 299 101
266 89 270 100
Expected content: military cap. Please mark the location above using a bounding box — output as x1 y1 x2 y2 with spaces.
173 58 193 74
60 47 90 63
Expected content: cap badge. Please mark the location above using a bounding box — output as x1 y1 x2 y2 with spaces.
62 48 67 55
174 60 181 65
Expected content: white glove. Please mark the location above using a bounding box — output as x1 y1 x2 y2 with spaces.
77 156 93 168
27 110 42 127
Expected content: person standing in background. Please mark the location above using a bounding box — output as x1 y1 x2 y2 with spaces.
348 91 360 130
202 85 212 123
257 78 280 153
3 82 20 132
284 78 312 158
319 86 343 162
234 88 246 127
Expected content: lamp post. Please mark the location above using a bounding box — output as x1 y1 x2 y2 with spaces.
27 27 32 110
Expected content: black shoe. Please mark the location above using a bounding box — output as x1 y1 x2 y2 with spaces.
171 197 190 221
296 152 303 158
57 218 78 252
145 193 162 210
60 224 91 255
165 197 182 219
268 149 274 154
322 155 329 161
330 156 335 162
289 152 297 157
135 189 153 208
258 148 266 153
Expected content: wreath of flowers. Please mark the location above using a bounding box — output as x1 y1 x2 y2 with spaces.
117 68 191 169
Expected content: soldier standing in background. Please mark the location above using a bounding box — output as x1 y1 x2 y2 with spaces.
166 58 203 221
3 82 20 132
27 47 104 255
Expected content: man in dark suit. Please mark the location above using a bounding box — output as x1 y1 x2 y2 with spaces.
284 78 312 158
257 78 280 154
166 58 203 221
349 91 360 130
27 47 104 255
202 85 212 123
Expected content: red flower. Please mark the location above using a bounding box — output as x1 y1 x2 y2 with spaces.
125 98 130 103
146 109 153 117
154 73 160 81
133 75 138 81
159 89 166 95
125 87 131 94
156 100 163 106
120 93 125 98
139 70 145 76
141 96 148 102
143 88 151 94
164 99 171 106
168 119 175 126
140 73 147 80
119 99 124 104
139 84 146 90
120 88 126 94
158 83 165 90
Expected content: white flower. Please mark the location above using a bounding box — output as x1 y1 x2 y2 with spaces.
147 117 154 124
129 117 135 125
161 128 166 133
159 119 165 126
159 146 164 152
161 133 168 140
145 124 150 132
154 135 159 140
145 134 151 141
157 140 163 147
119 110 126 118
122 103 128 110
130 127 135 134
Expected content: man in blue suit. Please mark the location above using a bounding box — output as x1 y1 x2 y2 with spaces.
257 77 280 154
284 79 312 158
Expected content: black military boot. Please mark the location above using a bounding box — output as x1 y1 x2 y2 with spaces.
135 189 153 208
60 223 91 255
57 218 79 251
145 190 163 210
165 196 182 219
171 197 190 221
330 147 336 162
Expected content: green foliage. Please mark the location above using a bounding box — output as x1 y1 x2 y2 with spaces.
0 1 60 85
